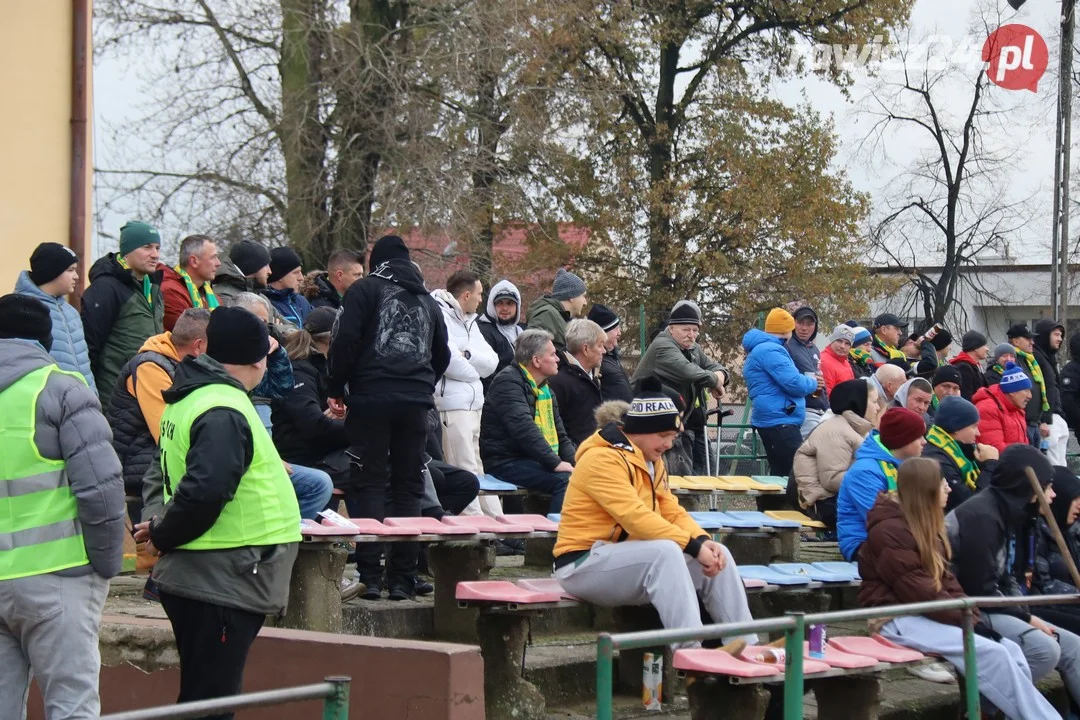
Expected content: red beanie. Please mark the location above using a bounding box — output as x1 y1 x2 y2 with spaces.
878 408 926 450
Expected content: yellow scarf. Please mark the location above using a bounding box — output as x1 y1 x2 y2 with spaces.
117 255 152 307
521 364 559 453
175 266 219 310
1014 348 1050 412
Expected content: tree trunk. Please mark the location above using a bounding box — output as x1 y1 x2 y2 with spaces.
644 40 681 329
467 65 504 283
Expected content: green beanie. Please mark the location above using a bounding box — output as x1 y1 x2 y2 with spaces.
119 221 161 257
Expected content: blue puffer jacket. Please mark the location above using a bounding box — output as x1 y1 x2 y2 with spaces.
742 329 816 428
262 286 312 328
14 271 96 393
836 432 898 561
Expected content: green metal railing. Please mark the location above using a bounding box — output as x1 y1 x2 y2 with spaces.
595 595 1080 720
100 676 350 720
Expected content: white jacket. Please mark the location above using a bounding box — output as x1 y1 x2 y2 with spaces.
431 289 499 411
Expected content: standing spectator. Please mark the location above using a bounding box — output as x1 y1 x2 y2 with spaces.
632 300 728 474
901 334 922 364
985 343 1018 386
950 331 989 401
849 327 877 378
213 240 271 303
1008 324 1049 447
136 307 301 714
301 248 364 309
929 365 963 417
14 242 95 388
922 396 997 512
81 221 164 411
0 295 125 720
786 305 829 438
549 319 608 445
327 235 450 601
480 329 575 512
869 363 907 410
588 303 633 402
972 362 1033 453
869 313 909 367
820 324 856 396
915 328 952 378
1034 319 1070 465
477 279 524 389
159 235 221 331
1062 332 1080 436
526 268 587 349
836 407 927 561
743 308 818 479
263 247 312 328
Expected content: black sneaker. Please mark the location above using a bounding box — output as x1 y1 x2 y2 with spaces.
388 583 416 601
494 539 525 556
415 578 434 596
361 582 383 601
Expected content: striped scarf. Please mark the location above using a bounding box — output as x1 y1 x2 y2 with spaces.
1014 348 1050 412
175 266 219 310
521 365 559 453
850 346 874 366
873 435 899 492
873 335 907 362
117 255 152 307
926 425 979 491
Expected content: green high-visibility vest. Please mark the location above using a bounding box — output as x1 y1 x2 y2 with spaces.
159 382 301 550
0 365 90 581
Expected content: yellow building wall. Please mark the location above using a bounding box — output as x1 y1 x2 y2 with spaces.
0 2 89 295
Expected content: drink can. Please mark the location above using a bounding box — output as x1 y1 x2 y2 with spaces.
809 624 826 659
642 651 662 711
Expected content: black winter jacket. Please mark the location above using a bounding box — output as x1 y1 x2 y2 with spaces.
304 272 342 309
921 438 995 514
547 357 603 446
600 347 634 402
480 365 576 471
327 259 450 406
272 352 348 466
1033 320 1064 417
950 355 988 402
108 348 178 495
1062 334 1080 432
477 316 517 392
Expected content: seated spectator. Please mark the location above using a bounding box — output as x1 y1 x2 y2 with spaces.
849 327 877 379
548 319 607 445
869 313 909 368
922 396 997 513
1030 467 1080 636
820 324 856 396
742 308 818 479
14 242 95 388
480 329 575 513
553 383 757 648
477 279 524 389
985 343 1017 386
950 331 988 401
893 377 933 424
422 410 482 519
928 365 962 420
263 247 312 327
868 363 906 410
1062 332 1080 436
526 268 587 349
786 305 829 438
300 248 364 309
793 379 881 529
837 407 927 561
588 303 633 402
859 457 1060 718
159 235 221 331
948 445 1080 711
972 363 1032 453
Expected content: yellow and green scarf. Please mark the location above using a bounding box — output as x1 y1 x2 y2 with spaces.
926 425 979 491
850 346 874 366
521 364 559 453
175 266 219 310
1014 348 1050 412
117 255 153 307
874 435 900 492
873 335 907 362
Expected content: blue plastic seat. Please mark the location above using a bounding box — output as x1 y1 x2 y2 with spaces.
770 563 856 583
723 511 800 529
710 511 764 529
736 565 811 585
479 474 520 492
689 511 730 530
546 513 561 524
811 561 862 580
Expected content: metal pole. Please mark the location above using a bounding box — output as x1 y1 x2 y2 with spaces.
1056 0 1076 326
322 676 351 720
961 608 981 719
783 612 806 720
639 304 646 356
596 633 614 720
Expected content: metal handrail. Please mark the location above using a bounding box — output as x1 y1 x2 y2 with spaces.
595 594 1080 720
101 676 350 720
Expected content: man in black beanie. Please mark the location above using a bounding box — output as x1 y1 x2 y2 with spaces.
213 240 272 304
135 306 301 713
327 234 451 600
263 246 313 327
950 330 989 401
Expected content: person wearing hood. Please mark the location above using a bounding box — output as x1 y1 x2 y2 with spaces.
552 382 757 649
986 343 1018 386
837 407 927 561
1007 323 1050 447
785 305 829 438
950 331 989 401
973 363 1033 453
14 242 95 389
1034 319 1070 465
261 247 313 328
213 240 272 304
588 303 633 402
525 268 588 349
892 377 933 426
0 295 125 720
1031 467 1080 637
868 313 910 368
742 308 819 480
135 307 301 713
858 458 1060 718
947 444 1080 708
1061 331 1080 436
477 279 524 390
81 221 165 411
300 248 364 310
793 379 882 529
327 235 451 601
632 300 728 474
820 324 856 396
158 235 221 332
849 326 877 378
922 396 998 513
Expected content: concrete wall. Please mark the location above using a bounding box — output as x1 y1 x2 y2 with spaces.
26 616 485 720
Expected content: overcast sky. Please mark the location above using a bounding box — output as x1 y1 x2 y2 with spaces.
91 0 1066 262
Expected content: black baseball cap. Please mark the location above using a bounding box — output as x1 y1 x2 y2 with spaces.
873 313 908 329
1006 323 1034 340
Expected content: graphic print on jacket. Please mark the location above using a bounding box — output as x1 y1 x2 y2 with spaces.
376 289 431 361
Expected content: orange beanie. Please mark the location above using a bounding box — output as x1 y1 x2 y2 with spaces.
764 308 796 334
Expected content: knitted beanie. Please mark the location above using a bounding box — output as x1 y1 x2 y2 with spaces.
587 303 620 331
668 300 702 326
268 247 303 284
961 331 987 353
934 396 980 433
206 306 271 365
228 240 271 276
622 378 682 434
0 294 52 351
932 365 963 388
764 308 795 335
29 243 78 286
119 221 161 256
852 328 872 346
878 408 927 450
999 362 1033 394
551 268 587 301
991 343 1016 364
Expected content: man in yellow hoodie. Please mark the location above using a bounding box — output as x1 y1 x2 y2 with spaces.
553 380 757 647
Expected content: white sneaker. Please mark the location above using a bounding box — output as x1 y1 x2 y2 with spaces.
340 579 364 602
908 662 956 684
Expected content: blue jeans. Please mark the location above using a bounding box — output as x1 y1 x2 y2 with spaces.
489 459 570 513
289 463 334 521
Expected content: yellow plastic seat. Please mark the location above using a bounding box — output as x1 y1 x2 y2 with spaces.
766 510 826 529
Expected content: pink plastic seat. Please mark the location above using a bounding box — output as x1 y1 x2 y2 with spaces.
455 580 563 604
516 578 579 600
499 514 559 532
672 649 782 678
443 516 533 533
347 518 419 536
300 519 355 536
742 577 768 589
740 646 830 674
801 642 879 669
829 635 926 663
383 517 477 535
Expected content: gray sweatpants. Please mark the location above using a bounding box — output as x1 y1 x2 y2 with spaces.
554 539 757 648
0 572 110 720
984 611 1080 707
881 615 1059 720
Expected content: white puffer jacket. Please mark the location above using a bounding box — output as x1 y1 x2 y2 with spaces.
431 289 499 411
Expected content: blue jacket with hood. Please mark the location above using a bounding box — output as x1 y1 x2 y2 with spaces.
837 431 899 560
14 271 96 392
742 328 817 428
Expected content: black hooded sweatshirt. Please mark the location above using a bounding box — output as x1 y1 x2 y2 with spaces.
946 443 1054 621
1060 333 1080 432
1034 466 1080 596
1033 319 1064 418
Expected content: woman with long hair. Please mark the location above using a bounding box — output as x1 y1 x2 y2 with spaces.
858 458 1058 719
